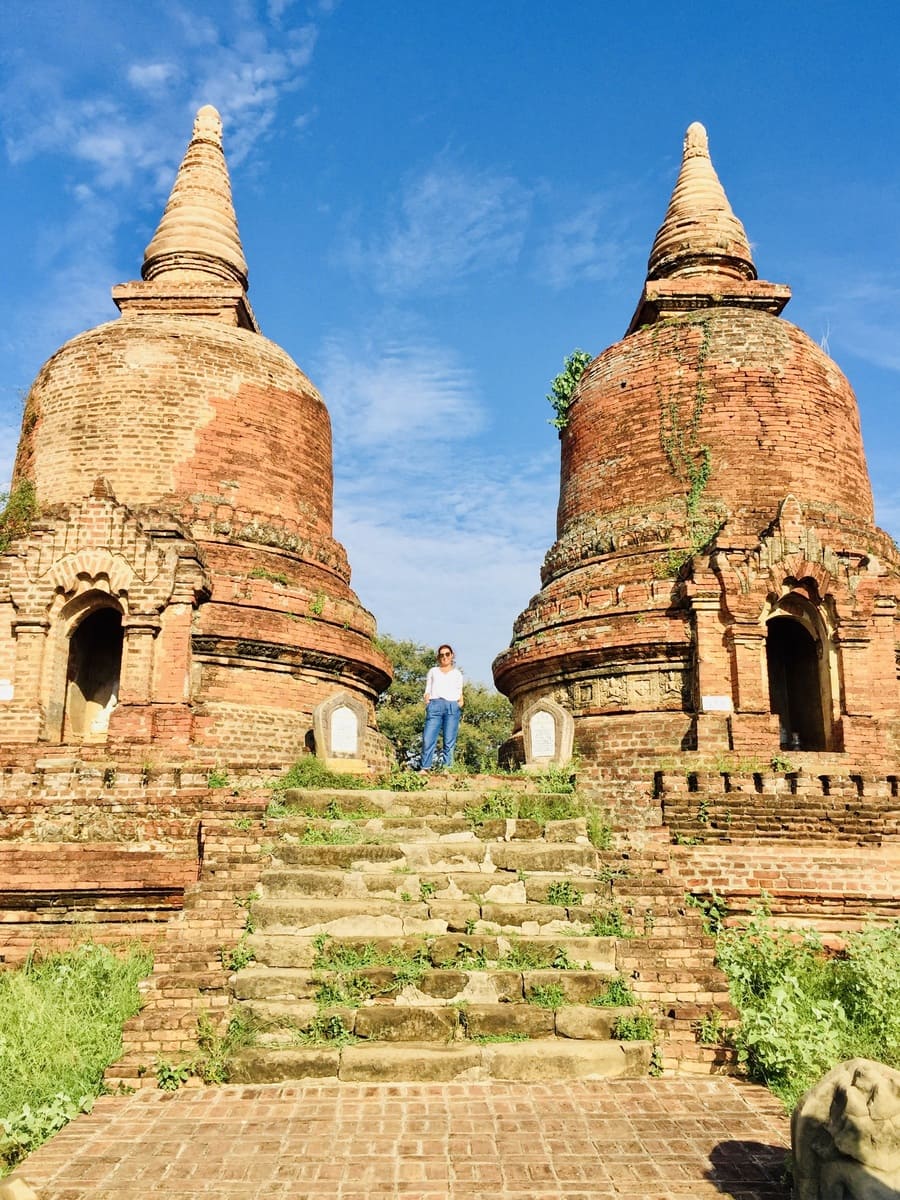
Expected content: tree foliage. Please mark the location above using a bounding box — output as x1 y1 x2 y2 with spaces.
547 349 593 430
376 635 513 771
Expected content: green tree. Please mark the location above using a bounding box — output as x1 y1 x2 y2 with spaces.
375 635 513 771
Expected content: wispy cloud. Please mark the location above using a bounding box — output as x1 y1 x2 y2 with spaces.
533 196 635 290
320 317 556 682
317 325 486 451
343 154 531 294
334 447 557 685
127 62 179 92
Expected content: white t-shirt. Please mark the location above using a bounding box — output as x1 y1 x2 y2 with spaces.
425 666 464 703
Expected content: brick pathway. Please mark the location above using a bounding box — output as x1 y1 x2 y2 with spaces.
11 1078 791 1200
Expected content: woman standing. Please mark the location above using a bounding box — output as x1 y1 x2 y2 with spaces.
421 644 465 771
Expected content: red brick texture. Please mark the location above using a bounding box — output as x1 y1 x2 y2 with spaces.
495 304 900 769
1 297 390 764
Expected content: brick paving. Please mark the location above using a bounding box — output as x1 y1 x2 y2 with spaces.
10 1077 790 1200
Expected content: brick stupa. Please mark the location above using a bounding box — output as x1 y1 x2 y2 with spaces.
494 123 900 762
0 106 391 764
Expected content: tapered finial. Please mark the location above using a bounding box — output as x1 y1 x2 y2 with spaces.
142 106 249 289
646 122 756 282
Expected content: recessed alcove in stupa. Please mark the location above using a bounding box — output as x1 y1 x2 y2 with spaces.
494 122 900 766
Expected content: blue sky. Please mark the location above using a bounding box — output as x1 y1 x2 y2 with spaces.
3 1 900 684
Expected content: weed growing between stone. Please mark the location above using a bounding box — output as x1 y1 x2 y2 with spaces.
589 907 635 937
589 976 638 1007
526 983 567 1009
545 880 584 907
192 1012 257 1085
0 942 152 1173
714 908 900 1110
611 1012 656 1041
463 788 600 827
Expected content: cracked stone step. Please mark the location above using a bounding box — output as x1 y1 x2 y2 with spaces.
237 999 645 1043
269 816 565 842
228 1037 651 1084
244 932 620 970
257 867 681 911
273 842 599 872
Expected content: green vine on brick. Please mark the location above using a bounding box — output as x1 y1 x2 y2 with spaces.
0 479 39 554
655 318 720 574
547 349 593 430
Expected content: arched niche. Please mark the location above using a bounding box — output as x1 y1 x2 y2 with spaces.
63 604 124 742
763 587 837 751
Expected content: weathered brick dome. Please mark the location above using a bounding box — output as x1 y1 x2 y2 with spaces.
495 123 900 766
1 106 390 762
552 309 875 582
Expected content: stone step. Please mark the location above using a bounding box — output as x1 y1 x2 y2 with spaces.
271 841 599 872
232 966 622 1005
269 815 586 842
245 932 619 971
241 1000 641 1043
250 895 625 937
228 1036 650 1084
258 867 685 912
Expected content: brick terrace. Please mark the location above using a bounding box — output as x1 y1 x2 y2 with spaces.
10 1078 790 1200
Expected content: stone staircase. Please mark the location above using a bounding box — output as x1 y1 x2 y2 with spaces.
225 777 732 1083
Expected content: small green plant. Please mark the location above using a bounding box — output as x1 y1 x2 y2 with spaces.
695 1008 729 1046
672 832 700 846
309 591 327 616
547 349 592 430
270 755 371 792
419 880 437 902
589 907 634 937
155 1059 193 1091
193 1011 257 1084
527 983 567 1009
300 824 365 845
296 1013 356 1047
686 890 728 935
400 891 412 902
590 976 637 1007
535 762 577 794
696 796 710 825
207 766 229 789
612 1012 656 1041
232 816 253 831
770 754 795 773
314 975 377 1006
546 880 584 907
222 936 255 973
386 767 427 792
248 567 289 587
469 1032 529 1044
0 479 39 554
586 807 613 850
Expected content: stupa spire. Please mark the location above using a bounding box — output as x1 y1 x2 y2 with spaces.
646 122 756 282
142 105 249 289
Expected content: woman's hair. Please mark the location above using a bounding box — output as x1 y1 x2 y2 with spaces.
437 644 454 658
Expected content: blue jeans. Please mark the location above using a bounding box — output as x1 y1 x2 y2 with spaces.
421 699 461 769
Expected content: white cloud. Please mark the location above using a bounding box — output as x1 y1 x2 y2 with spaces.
318 315 557 683
533 196 634 290
127 63 178 91
317 328 486 450
344 155 531 293
334 450 556 686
